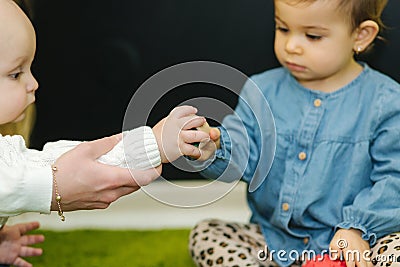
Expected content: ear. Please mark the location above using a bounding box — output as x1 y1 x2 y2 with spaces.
353 20 379 53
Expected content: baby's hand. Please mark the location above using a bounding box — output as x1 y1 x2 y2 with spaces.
153 106 209 163
330 228 372 267
193 121 221 161
0 221 44 267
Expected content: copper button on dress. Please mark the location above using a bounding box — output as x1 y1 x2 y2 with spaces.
282 203 290 211
314 99 322 107
298 152 307 161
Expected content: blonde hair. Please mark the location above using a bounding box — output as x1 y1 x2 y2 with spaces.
0 104 36 146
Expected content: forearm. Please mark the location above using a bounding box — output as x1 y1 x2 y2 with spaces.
20 127 161 170
0 128 161 216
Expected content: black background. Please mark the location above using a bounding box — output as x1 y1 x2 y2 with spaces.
29 1 400 179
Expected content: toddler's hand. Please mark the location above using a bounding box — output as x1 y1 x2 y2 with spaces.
330 228 372 267
194 121 221 161
153 106 209 163
0 221 44 267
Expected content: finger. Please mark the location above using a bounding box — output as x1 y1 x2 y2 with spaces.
20 234 45 246
356 258 368 267
97 164 162 188
180 143 201 158
69 201 110 210
180 116 206 130
345 256 356 267
84 134 122 159
341 248 356 267
17 221 40 234
329 242 339 252
113 186 140 198
13 257 32 267
19 246 43 257
196 120 211 133
129 166 162 186
329 246 341 261
96 169 161 203
210 128 221 140
93 187 139 207
169 105 198 118
92 164 135 185
355 249 371 267
181 130 210 144
366 258 373 267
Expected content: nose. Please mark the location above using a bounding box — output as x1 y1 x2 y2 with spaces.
285 35 302 54
26 72 39 93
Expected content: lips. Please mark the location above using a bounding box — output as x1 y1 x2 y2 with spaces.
27 94 35 105
285 62 306 72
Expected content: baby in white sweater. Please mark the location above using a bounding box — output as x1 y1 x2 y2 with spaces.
0 0 209 265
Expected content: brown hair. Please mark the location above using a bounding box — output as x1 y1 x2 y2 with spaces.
280 0 388 33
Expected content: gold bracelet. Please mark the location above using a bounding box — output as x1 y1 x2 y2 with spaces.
51 165 65 221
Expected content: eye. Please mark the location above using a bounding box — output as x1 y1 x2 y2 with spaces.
276 26 289 33
9 72 22 79
306 34 322 40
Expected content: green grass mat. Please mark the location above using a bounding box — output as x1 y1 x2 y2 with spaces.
28 229 196 267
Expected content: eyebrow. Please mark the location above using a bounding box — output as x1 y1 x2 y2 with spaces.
274 16 286 25
275 15 330 31
6 57 28 73
11 56 29 67
12 56 27 64
303 25 330 31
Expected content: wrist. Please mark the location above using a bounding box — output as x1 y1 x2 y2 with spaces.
51 165 65 221
152 129 167 163
349 228 363 236
215 138 221 149
209 127 221 149
336 228 362 236
121 126 161 169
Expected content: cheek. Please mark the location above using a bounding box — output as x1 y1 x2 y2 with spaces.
274 38 284 60
307 37 353 66
0 93 27 124
309 50 344 70
303 45 336 66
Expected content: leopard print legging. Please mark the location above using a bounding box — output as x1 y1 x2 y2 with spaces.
189 219 400 267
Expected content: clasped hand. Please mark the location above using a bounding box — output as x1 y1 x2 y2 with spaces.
330 228 372 267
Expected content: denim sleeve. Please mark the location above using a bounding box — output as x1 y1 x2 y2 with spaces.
336 86 400 245
200 78 276 190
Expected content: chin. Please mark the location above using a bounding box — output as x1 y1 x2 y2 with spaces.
13 113 26 123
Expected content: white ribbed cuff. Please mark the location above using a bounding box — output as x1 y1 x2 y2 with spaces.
122 126 161 170
14 167 53 215
98 126 161 170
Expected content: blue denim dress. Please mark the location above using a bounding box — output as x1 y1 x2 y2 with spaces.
199 63 400 266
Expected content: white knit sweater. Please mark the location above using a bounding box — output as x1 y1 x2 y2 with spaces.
0 126 161 217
